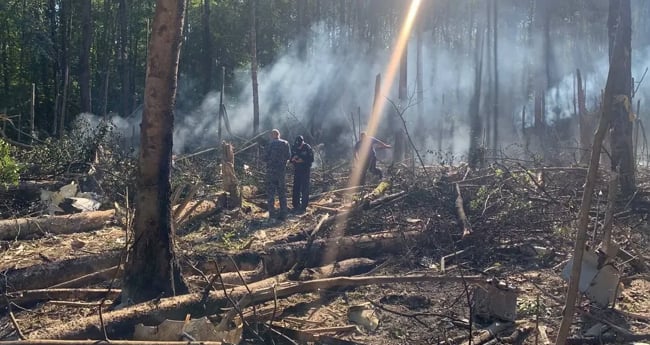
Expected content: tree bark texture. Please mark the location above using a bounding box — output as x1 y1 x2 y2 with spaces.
0 209 115 241
607 0 635 195
79 0 92 113
122 0 188 304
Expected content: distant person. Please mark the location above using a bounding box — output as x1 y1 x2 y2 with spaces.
354 131 391 184
265 129 291 220
290 135 314 214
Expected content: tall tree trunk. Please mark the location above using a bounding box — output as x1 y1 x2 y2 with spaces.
118 0 131 117
250 0 260 135
554 19 623 345
577 69 591 164
468 30 485 169
99 0 114 118
201 0 212 94
416 16 423 122
296 0 307 58
58 0 70 137
393 32 407 165
47 0 60 135
491 0 499 155
608 0 635 195
80 0 92 114
122 0 188 304
59 66 69 138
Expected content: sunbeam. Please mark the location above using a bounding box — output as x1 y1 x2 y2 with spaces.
322 0 424 264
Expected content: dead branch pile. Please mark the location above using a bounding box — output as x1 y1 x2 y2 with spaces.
2 148 650 344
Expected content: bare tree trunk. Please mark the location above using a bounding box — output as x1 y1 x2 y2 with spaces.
59 66 69 138
416 17 424 122
608 0 635 195
122 0 188 304
80 0 92 114
393 35 407 165
250 0 260 135
100 0 113 118
47 0 60 134
118 0 131 117
218 66 225 143
468 29 484 169
371 73 381 121
201 0 212 94
29 83 35 144
57 0 69 138
555 4 630 342
577 69 592 164
492 0 499 155
222 141 241 208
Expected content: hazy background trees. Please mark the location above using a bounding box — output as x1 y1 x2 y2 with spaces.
1 0 649 165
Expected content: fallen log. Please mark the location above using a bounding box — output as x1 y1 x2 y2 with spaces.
29 273 484 340
213 258 377 329
6 257 363 308
0 209 115 241
565 333 650 344
0 341 224 345
200 230 423 276
5 229 422 292
1 252 121 292
4 288 120 307
460 321 513 345
244 258 376 291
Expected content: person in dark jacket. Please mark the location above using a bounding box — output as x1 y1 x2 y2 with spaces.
354 131 391 184
290 135 314 214
265 129 291 220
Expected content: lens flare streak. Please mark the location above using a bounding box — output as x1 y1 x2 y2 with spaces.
323 0 423 264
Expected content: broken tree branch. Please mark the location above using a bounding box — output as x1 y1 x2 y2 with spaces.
31 274 485 340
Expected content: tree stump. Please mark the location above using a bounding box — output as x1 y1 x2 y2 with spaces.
221 141 241 208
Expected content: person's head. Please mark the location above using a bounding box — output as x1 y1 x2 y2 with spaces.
360 131 367 140
294 135 304 147
270 129 280 139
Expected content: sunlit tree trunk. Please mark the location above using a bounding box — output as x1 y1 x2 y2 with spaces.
122 0 188 304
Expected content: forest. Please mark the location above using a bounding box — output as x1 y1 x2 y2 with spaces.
1 0 650 344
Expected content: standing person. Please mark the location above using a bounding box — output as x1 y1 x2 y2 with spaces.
265 129 291 220
354 131 391 184
290 135 314 214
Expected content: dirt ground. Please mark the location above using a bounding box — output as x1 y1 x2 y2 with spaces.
1 162 650 344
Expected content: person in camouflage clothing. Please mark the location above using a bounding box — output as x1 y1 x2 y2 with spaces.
265 129 291 220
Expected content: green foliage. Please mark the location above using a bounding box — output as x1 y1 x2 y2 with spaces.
0 139 20 187
17 118 110 177
517 297 548 317
470 185 490 212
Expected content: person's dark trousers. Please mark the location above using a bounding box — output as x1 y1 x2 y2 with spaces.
368 155 382 179
292 168 310 211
